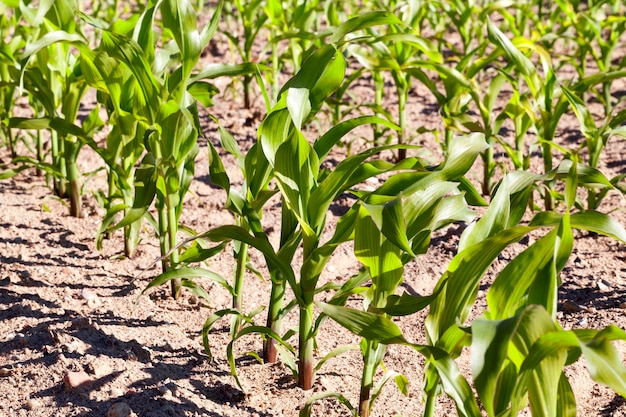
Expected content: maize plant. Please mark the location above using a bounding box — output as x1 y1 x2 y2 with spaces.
4 0 96 217
2 1 626 416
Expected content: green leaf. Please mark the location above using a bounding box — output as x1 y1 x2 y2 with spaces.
190 62 262 82
472 316 519 417
561 86 597 142
300 391 357 417
279 45 345 116
578 326 626 396
552 159 612 188
355 207 404 305
101 30 161 119
207 140 230 191
108 153 157 231
487 229 557 320
426 226 538 343
194 225 300 301
314 345 359 372
459 174 512 251
141 266 232 296
381 288 441 316
187 81 219 107
314 115 399 160
411 344 482 417
530 211 626 243
330 11 401 44
439 133 488 180
21 30 84 62
161 0 202 88
317 302 406 345
286 88 311 131
487 20 542 98
200 0 223 46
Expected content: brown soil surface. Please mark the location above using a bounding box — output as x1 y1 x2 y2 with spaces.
3 26 626 417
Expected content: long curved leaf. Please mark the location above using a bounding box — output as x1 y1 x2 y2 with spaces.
317 302 406 345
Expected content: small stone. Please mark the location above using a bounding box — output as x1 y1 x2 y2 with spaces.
106 402 137 417
157 384 173 397
64 339 87 355
80 288 98 301
64 370 92 389
598 280 611 292
563 300 586 313
167 382 179 396
15 333 27 347
86 360 112 378
619 302 626 309
25 398 40 410
129 342 152 363
70 317 91 330
188 295 198 305
19 270 31 279
87 298 101 309
110 388 124 398
0 367 11 376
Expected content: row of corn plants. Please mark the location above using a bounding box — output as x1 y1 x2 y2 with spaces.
3 0 626 416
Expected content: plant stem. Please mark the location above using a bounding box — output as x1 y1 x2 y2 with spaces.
482 145 494 196
7 127 16 158
373 72 384 145
65 140 82 218
271 27 280 104
397 78 408 162
263 272 285 363
243 74 251 109
124 188 141 258
541 142 554 210
157 201 169 274
166 191 181 299
423 388 437 417
36 129 44 176
298 289 315 390
359 340 377 417
231 241 248 337
52 131 67 198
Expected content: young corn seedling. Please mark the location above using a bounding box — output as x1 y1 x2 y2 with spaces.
0 8 23 159
555 0 626 117
487 19 570 210
78 43 149 258
471 160 626 417
425 158 626 416
85 0 231 298
345 15 441 161
6 0 97 217
220 0 268 109
315 132 486 417
405 41 513 195
193 33 406 392
473 305 626 417
262 0 327 103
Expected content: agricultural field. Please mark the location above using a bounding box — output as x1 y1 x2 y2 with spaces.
3 0 626 416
